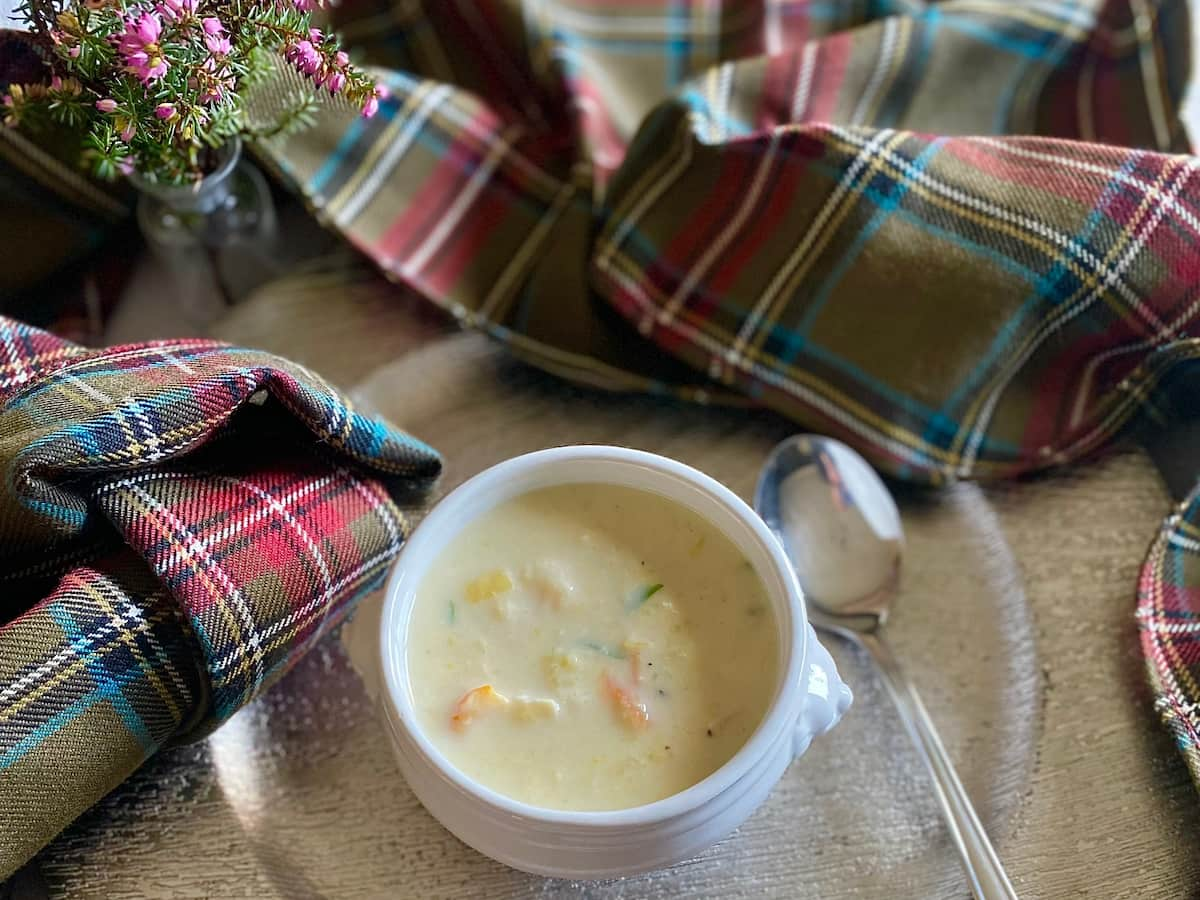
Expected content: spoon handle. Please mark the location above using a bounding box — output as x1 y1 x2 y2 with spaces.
857 629 1019 900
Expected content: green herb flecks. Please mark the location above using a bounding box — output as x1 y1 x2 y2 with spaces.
447 600 456 625
626 583 664 612
578 639 627 660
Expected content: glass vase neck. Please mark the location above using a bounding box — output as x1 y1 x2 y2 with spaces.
127 138 242 215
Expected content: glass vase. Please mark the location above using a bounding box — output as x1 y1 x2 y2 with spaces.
128 137 279 323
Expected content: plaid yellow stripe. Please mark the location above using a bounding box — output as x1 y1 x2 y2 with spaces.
0 318 440 877
262 0 1197 483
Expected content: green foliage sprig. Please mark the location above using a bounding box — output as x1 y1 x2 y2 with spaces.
5 0 382 183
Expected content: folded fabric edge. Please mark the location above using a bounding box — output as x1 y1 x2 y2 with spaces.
1137 479 1200 790
1 338 441 546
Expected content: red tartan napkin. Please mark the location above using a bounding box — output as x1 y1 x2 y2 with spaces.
0 316 440 877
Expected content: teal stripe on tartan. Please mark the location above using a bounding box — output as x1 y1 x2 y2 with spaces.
666 0 689 87
362 419 386 456
35 423 99 455
395 428 440 458
310 118 369 195
769 139 991 446
793 1 855 21
781 339 999 450
308 71 423 195
1 610 155 768
937 15 1068 61
355 412 438 460
51 602 156 754
779 138 994 451
790 139 946 338
21 498 87 529
7 346 264 409
888 206 1043 286
678 89 753 139
0 666 153 768
991 4 1090 133
939 153 1144 414
613 213 1015 443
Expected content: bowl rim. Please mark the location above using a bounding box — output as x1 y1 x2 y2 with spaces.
379 444 808 828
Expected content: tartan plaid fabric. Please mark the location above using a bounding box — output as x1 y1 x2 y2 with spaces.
256 0 1200 791
0 317 440 877
1139 479 1200 787
262 0 1199 484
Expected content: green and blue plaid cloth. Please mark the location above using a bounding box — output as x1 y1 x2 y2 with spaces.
265 0 1197 484
0 319 439 876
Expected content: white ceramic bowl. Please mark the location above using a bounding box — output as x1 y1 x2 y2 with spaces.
379 446 851 879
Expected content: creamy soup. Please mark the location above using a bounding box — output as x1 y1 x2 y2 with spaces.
406 483 780 811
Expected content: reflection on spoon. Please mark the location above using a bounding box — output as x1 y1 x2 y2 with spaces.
756 435 1018 900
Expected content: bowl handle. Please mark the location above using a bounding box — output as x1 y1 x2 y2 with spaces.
793 622 853 758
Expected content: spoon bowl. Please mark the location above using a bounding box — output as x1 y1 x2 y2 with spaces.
755 435 1018 900
755 435 903 622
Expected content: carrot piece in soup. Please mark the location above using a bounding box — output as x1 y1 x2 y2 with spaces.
602 672 649 730
451 684 509 731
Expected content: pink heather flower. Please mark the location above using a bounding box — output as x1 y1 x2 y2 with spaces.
120 122 136 141
95 98 118 112
158 0 197 21
200 17 230 54
68 46 81 58
117 157 135 176
334 50 349 68
361 83 386 118
197 58 233 104
374 83 390 100
117 13 168 84
291 0 316 10
324 70 346 94
2 90 21 127
286 40 321 75
309 28 323 43
155 102 175 119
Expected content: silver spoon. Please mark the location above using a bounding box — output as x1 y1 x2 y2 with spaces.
755 434 1018 900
